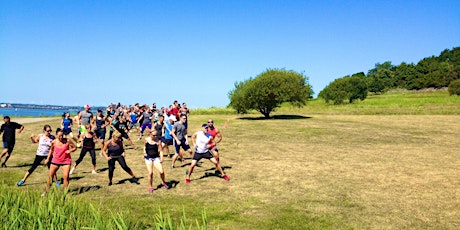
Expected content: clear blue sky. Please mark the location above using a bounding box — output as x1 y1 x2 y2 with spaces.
1 0 459 108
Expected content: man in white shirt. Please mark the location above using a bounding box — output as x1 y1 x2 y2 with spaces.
185 124 230 184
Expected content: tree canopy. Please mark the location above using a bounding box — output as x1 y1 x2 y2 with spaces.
319 47 459 104
228 69 312 118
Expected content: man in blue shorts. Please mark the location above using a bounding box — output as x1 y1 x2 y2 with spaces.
171 114 193 168
0 116 24 167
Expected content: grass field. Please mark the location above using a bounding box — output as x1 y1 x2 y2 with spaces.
1 90 459 229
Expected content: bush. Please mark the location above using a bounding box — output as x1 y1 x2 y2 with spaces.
448 79 460 95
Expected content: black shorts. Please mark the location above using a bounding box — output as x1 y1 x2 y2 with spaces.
161 137 173 145
193 150 214 161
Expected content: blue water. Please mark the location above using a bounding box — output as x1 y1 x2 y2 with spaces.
0 108 80 117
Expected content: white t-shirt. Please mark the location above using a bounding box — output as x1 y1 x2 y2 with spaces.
195 131 211 153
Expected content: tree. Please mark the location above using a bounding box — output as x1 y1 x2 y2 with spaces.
228 69 312 118
448 79 460 96
319 73 368 104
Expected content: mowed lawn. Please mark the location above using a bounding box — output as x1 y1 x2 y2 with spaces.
1 112 459 229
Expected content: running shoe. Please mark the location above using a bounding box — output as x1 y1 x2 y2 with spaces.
171 165 175 169
162 182 169 189
1 163 6 168
41 192 47 197
55 181 61 187
91 170 98 174
69 167 75 175
185 169 189 175
17 180 25 186
149 187 154 193
108 181 112 186
185 178 191 184
223 175 230 181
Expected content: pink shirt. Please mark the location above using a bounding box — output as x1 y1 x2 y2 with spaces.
51 143 72 165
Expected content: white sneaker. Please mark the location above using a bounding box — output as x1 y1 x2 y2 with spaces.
69 167 75 175
91 170 98 174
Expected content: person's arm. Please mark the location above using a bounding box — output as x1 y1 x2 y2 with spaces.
101 141 111 160
30 133 40 143
214 129 223 145
18 124 24 133
171 127 180 143
67 139 77 154
158 139 164 163
191 132 197 148
44 141 55 164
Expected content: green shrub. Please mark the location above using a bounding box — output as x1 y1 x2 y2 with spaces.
448 79 460 95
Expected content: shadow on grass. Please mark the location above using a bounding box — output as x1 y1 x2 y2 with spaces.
239 114 311 120
70 185 102 195
156 180 180 190
116 176 144 185
69 176 84 182
198 166 233 181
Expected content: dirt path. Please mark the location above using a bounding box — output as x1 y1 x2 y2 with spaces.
10 117 57 124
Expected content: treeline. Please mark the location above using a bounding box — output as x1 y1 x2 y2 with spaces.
319 47 460 104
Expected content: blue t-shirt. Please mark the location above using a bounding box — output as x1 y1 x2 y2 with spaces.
62 118 72 131
164 121 173 139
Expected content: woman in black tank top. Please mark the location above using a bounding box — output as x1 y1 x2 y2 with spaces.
144 130 168 193
102 131 138 186
70 124 98 175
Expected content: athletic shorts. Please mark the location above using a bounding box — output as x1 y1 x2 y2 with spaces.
2 142 14 151
160 137 173 145
174 139 190 153
145 156 161 163
63 129 72 135
129 123 139 129
79 125 87 134
193 150 214 161
95 128 106 140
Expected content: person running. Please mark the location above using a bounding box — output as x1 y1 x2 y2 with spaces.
171 114 192 168
206 119 223 162
161 115 175 159
94 109 109 146
70 124 98 175
128 107 140 134
101 131 138 186
78 105 93 147
62 112 78 143
154 115 164 139
110 115 136 149
185 124 230 184
138 106 153 140
42 128 77 196
0 116 24 168
144 130 168 193
17 125 56 186
180 102 190 129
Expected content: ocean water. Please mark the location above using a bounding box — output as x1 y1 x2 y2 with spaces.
0 108 80 117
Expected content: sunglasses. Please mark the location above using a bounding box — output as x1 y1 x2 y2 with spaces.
46 130 52 133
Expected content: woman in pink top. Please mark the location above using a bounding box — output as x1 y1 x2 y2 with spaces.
42 128 76 196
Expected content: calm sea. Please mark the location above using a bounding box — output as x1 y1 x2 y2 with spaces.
0 108 80 117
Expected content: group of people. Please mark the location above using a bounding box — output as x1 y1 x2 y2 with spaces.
1 101 230 195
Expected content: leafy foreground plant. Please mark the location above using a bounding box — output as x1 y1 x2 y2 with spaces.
0 183 208 230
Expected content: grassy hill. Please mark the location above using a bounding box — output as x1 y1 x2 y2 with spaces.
1 90 459 229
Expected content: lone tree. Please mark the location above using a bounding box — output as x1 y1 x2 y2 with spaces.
228 69 312 118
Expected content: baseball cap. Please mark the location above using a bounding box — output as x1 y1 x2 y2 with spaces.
202 123 208 129
168 115 177 121
84 104 91 109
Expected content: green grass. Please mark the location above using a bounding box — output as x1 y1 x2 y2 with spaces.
1 90 459 229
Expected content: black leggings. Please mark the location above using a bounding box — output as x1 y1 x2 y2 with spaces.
75 148 96 166
27 155 50 174
108 157 132 180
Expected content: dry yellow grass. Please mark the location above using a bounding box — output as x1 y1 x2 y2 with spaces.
2 114 459 229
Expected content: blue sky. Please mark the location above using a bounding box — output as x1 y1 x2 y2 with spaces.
1 1 459 108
